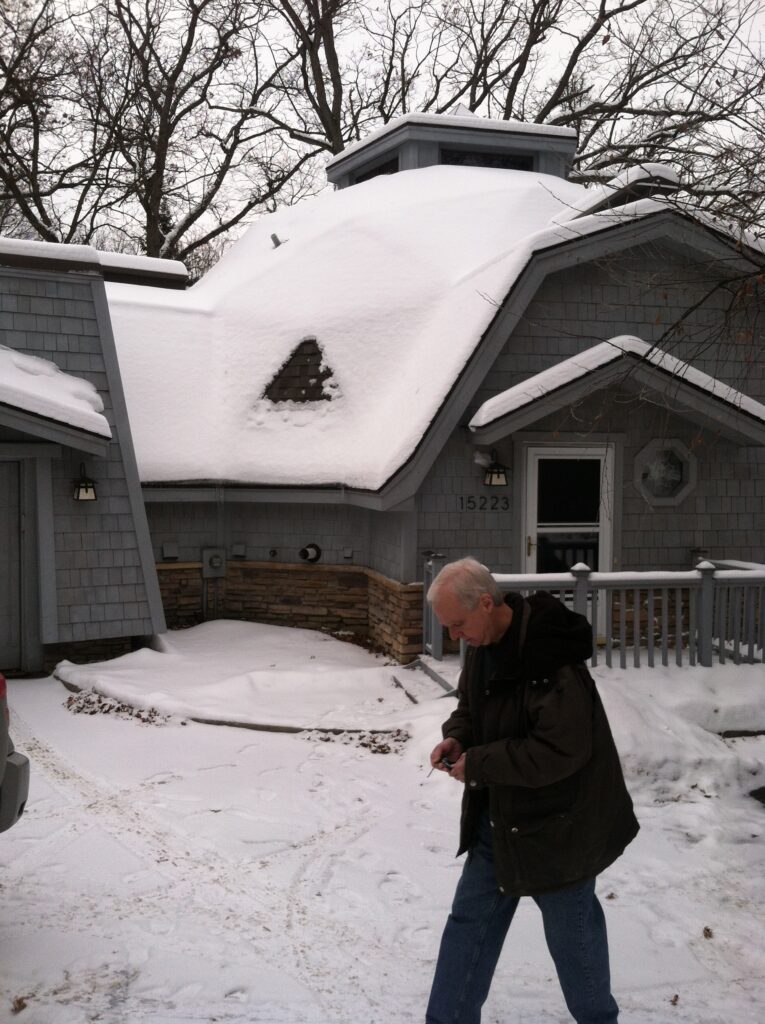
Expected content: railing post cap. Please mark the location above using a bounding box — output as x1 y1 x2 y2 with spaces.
570 563 592 576
696 560 716 572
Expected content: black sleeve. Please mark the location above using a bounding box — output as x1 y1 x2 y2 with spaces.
464 665 593 789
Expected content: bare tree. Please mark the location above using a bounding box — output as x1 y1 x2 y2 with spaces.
539 1 765 231
101 0 318 259
263 0 765 233
0 0 122 243
1 0 763 256
0 0 319 258
251 0 387 152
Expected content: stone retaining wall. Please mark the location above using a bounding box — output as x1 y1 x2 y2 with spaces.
225 562 369 634
155 561 424 664
367 570 423 662
156 563 206 628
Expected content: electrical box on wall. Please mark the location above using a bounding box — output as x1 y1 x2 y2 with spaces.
201 547 227 578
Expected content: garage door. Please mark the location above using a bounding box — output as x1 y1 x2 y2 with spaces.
0 462 21 670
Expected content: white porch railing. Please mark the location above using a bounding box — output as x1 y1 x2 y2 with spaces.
423 560 765 669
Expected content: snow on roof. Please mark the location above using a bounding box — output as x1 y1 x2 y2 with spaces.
550 163 681 225
107 165 587 488
0 345 112 438
326 112 577 168
469 336 765 430
0 235 186 280
96 250 187 280
608 162 680 191
105 164 759 491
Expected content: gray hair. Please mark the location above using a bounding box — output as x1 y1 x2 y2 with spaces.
426 557 503 610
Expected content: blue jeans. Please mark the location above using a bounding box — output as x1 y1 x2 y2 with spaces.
426 812 619 1024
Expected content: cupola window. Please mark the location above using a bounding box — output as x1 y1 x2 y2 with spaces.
441 149 533 171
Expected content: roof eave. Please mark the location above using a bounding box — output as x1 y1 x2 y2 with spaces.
0 402 111 455
140 481 413 512
470 355 765 447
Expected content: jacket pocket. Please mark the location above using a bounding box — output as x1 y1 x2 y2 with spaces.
504 812 581 888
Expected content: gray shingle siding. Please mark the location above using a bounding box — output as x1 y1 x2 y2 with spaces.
417 432 518 577
413 242 764 577
494 245 762 399
147 501 373 569
521 398 751 569
368 511 415 581
0 270 157 644
147 499 417 583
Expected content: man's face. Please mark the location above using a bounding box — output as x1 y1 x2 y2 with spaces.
432 591 495 646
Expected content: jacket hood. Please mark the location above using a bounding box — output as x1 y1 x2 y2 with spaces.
518 591 593 677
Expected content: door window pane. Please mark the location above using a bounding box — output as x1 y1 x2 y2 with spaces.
538 459 600 524
538 532 599 572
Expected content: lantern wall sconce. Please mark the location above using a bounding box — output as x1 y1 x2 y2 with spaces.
474 449 507 487
73 463 97 502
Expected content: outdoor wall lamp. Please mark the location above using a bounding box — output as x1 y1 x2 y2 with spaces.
484 462 508 487
73 463 97 501
483 450 507 487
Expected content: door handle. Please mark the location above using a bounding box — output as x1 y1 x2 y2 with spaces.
527 536 536 557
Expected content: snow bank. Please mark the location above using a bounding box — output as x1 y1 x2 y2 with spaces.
4 619 765 1023
55 620 441 730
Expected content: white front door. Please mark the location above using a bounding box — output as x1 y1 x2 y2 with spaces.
523 445 614 574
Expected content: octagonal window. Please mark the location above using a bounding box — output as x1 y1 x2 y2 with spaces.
642 448 684 498
635 440 696 507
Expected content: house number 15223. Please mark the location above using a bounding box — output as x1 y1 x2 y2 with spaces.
457 496 510 511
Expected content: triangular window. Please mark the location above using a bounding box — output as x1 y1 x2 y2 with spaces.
263 338 338 403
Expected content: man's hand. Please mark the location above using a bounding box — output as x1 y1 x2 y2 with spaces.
430 738 464 776
447 753 466 783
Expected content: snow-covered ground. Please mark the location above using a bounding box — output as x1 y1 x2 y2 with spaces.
2 621 764 1023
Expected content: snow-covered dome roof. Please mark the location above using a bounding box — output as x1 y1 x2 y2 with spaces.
105 162 726 491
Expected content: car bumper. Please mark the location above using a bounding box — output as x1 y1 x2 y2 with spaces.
0 751 30 832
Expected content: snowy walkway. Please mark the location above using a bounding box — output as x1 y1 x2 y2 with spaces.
1 621 764 1023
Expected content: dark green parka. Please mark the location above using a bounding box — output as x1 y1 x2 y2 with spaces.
442 591 639 897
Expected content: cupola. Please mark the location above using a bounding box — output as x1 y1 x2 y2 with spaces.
326 106 578 189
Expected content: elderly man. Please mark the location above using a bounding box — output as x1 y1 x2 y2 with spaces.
426 557 638 1024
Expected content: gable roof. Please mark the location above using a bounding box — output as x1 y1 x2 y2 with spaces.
104 164 764 495
469 336 765 446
